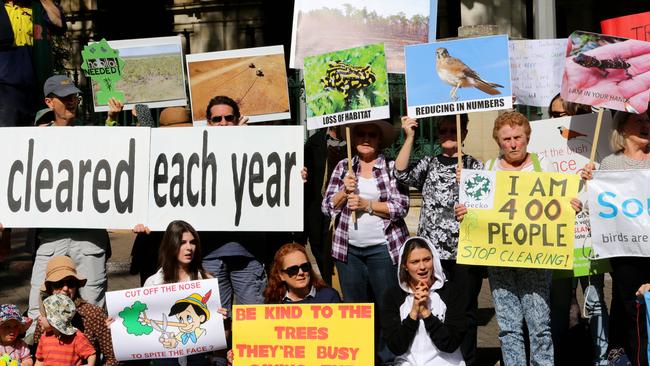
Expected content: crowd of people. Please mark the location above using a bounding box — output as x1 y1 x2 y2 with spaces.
1 2 650 365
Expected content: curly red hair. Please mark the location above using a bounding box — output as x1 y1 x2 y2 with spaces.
263 243 328 304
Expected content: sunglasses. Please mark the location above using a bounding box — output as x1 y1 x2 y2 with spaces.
210 115 236 123
355 131 378 139
549 111 567 118
51 279 78 289
438 128 457 135
282 262 312 277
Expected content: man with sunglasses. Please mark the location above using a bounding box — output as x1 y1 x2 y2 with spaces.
201 95 267 316
23 75 111 344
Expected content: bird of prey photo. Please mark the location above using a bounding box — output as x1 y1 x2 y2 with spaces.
557 126 588 140
435 47 504 101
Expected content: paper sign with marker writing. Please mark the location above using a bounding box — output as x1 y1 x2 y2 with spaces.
233 303 374 365
106 279 227 361
601 12 650 41
509 39 567 107
458 170 579 270
588 170 650 259
561 31 650 113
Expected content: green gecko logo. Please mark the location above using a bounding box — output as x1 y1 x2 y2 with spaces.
81 38 125 105
463 173 492 201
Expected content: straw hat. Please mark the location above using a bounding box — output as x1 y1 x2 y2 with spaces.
40 256 87 291
159 107 192 127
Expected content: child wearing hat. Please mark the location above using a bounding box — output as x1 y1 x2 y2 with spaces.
35 294 95 366
0 304 33 366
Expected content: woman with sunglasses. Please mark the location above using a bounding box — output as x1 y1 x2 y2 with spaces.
395 114 482 365
33 256 118 366
322 119 409 364
264 243 340 304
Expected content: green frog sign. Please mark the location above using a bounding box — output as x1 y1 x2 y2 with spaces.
81 39 125 104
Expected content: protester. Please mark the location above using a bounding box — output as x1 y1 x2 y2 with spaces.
36 294 96 366
548 94 607 366
381 236 467 365
143 220 228 366
263 243 341 304
0 304 33 366
395 114 482 365
33 255 118 366
456 111 582 366
302 126 347 284
582 110 650 366
26 75 111 342
322 119 409 364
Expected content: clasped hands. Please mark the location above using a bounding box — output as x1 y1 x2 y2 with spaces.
409 280 432 320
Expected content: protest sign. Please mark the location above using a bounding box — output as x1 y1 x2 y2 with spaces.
560 31 650 114
82 39 125 105
233 303 373 365
458 170 579 270
601 12 650 41
92 36 187 113
147 126 303 231
588 170 650 258
0 127 150 229
290 0 433 73
509 39 566 107
304 44 390 130
528 113 614 276
106 279 226 361
186 46 290 125
406 35 512 118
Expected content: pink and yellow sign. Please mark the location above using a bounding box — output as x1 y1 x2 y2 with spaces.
232 303 374 365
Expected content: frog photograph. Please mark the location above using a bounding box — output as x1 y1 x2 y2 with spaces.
303 43 389 125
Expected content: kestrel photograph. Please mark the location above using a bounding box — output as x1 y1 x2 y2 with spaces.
92 36 187 112
405 34 512 117
186 45 291 124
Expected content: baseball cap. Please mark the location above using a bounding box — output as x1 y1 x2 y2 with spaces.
43 75 81 98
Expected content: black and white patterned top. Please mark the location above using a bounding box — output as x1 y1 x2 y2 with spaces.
396 154 483 260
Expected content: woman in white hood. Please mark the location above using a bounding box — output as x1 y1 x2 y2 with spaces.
381 236 467 365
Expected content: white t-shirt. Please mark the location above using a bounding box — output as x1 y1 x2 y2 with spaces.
348 177 387 247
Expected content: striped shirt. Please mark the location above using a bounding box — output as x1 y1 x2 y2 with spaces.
322 154 410 264
36 330 95 366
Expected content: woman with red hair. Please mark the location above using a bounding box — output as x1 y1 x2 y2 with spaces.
264 243 341 304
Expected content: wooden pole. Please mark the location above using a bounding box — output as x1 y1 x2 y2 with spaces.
456 114 462 169
589 108 604 164
346 126 356 223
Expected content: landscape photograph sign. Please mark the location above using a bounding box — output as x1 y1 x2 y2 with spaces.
92 36 187 112
186 46 291 124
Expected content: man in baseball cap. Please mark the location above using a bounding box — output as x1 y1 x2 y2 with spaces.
42 75 82 126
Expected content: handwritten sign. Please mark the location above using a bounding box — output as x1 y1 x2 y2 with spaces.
601 12 650 41
509 39 567 107
458 170 579 269
233 303 374 365
588 170 650 259
106 279 227 361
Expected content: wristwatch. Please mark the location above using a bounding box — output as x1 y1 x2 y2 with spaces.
366 201 374 215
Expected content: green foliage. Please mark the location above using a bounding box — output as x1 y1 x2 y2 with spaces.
119 301 153 336
304 44 389 117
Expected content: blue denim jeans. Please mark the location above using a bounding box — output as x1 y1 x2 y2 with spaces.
202 256 267 312
335 244 398 365
489 267 554 366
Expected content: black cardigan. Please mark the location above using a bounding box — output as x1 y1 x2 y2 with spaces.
380 281 468 355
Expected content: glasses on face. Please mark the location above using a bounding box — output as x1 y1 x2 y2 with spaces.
550 110 567 118
355 131 378 139
57 94 82 105
51 279 78 289
210 115 236 123
438 128 457 135
282 262 312 277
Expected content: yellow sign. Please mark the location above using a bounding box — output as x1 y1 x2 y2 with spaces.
458 170 579 269
232 303 374 366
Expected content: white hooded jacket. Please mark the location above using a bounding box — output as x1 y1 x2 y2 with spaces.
392 236 466 366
